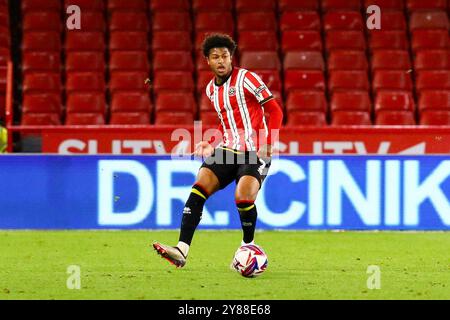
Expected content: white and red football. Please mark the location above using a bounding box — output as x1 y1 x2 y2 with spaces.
232 244 268 278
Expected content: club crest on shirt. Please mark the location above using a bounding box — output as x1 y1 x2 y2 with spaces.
228 87 236 96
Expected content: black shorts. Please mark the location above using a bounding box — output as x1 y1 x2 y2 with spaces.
200 147 271 190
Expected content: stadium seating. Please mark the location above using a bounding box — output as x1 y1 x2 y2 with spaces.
236 13 277 31
152 12 192 31
420 110 450 125
280 11 321 31
287 111 327 126
327 50 368 70
375 110 415 125
330 91 372 112
332 111 372 126
238 32 279 51
286 91 327 112
22 51 60 74
328 71 370 93
372 70 413 93
10 0 450 127
109 12 149 32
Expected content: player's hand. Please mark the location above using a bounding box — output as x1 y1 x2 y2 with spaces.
257 144 273 159
193 141 214 157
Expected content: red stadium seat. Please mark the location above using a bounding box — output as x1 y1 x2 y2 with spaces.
411 30 449 52
200 111 219 126
328 71 370 92
281 31 322 52
328 50 368 70
109 71 148 93
238 31 278 52
323 11 363 31
284 70 326 94
153 71 195 94
240 51 281 70
286 91 327 112
155 111 194 125
237 13 277 31
66 92 106 113
22 0 61 13
109 12 149 32
414 50 450 71
21 113 61 125
152 31 192 51
236 0 275 12
280 11 321 31
418 90 450 111
110 32 147 51
372 70 413 93
196 54 210 71
155 92 196 112
325 31 366 51
64 0 104 11
332 111 371 126
253 70 282 92
65 32 105 51
111 92 151 112
283 51 325 70
407 0 447 12
65 113 105 125
0 11 8 27
22 93 61 114
109 51 150 72
416 71 450 91
376 11 407 30
22 52 61 73
66 72 105 93
375 110 415 125
192 0 233 12
153 51 194 71
287 111 327 126
330 91 371 112
195 12 234 34
152 12 192 31
22 32 61 52
22 12 62 32
199 95 212 111
409 11 449 30
375 91 415 111
65 52 105 72
364 0 404 11
150 0 190 12
371 50 412 71
107 0 147 12
321 0 361 11
23 73 61 94
368 31 409 51
420 110 450 125
77 12 106 32
278 0 319 11
110 112 150 125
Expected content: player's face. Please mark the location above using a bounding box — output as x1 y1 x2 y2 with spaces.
207 48 233 78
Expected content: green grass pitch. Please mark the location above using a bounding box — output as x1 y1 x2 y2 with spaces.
0 230 448 300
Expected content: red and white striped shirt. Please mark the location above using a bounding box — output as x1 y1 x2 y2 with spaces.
205 67 273 152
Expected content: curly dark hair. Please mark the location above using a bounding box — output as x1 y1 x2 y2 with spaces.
201 33 237 58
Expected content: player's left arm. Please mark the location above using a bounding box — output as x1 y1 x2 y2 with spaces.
244 72 284 158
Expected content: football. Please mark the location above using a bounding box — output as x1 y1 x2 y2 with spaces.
231 244 268 278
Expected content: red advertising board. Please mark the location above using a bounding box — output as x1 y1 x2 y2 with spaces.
35 126 450 154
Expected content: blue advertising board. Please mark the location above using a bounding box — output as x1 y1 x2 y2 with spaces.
0 155 449 230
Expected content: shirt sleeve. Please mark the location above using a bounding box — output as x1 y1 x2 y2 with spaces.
243 71 273 104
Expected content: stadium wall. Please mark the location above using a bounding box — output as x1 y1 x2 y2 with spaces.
0 155 449 230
